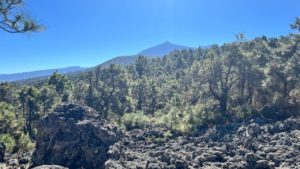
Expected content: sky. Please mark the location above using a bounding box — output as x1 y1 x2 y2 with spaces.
0 0 299 74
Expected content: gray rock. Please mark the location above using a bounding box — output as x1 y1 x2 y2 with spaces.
146 162 164 169
19 151 33 165
175 159 188 169
8 158 19 166
149 151 164 158
275 121 286 132
284 117 300 130
245 152 258 163
196 152 220 164
104 160 124 169
160 153 172 164
32 103 121 169
256 160 275 169
247 123 261 136
107 143 122 160
32 165 68 169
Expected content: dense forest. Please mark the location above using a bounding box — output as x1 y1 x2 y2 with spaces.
1 18 300 155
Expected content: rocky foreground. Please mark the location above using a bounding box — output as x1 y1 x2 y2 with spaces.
1 103 300 169
106 118 300 169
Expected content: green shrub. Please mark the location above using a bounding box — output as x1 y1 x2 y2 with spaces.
154 103 227 134
121 112 151 130
154 106 193 134
0 134 16 153
17 133 35 153
233 105 258 119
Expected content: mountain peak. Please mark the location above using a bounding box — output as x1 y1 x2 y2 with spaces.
162 41 172 44
139 41 190 57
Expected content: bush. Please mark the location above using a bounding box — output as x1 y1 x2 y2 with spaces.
154 103 229 135
0 134 16 153
17 133 35 153
154 106 194 135
121 112 151 130
233 105 258 119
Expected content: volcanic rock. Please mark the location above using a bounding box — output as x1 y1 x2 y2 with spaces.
32 103 121 169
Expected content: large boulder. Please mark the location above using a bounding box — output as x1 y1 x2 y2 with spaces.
32 103 121 169
0 142 5 162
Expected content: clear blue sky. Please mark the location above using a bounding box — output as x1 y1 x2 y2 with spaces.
0 0 299 74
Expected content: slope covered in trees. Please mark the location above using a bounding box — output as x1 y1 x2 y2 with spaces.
0 18 300 154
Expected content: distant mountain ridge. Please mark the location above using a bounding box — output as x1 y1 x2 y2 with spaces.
1 41 200 82
0 66 85 82
100 41 193 67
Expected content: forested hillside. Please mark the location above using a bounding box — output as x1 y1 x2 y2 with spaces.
97 41 193 67
1 18 300 155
